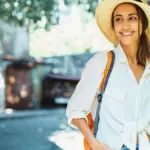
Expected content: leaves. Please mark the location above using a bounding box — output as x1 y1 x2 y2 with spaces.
0 0 98 30
0 0 55 29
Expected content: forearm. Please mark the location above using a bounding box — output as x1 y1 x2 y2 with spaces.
71 118 111 150
147 134 150 141
71 118 97 147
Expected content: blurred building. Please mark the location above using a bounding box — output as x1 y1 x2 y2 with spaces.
0 20 29 111
0 21 29 58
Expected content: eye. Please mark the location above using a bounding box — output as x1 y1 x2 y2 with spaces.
129 16 138 21
115 17 122 22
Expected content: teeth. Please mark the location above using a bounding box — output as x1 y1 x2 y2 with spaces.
122 32 132 36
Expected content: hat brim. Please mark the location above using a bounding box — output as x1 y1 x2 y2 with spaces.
95 0 150 45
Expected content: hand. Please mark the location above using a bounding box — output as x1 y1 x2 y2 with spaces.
90 140 111 150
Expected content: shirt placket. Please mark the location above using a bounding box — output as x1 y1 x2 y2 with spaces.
135 66 149 144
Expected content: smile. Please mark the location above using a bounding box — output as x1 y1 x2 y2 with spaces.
120 31 134 36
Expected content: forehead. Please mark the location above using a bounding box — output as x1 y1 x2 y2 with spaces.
113 3 137 16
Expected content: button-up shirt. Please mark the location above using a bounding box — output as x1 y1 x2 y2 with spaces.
66 45 150 150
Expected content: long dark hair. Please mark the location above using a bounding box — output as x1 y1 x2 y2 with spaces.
112 3 150 66
136 4 150 66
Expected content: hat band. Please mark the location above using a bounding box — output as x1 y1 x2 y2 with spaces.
134 0 142 3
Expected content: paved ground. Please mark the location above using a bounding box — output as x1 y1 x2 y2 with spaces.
0 107 84 150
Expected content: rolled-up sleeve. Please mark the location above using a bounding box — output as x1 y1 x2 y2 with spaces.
66 51 107 128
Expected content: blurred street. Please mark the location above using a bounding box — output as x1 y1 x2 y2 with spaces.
0 107 84 150
0 1 115 150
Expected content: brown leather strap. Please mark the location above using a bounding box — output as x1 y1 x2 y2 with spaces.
84 51 114 150
100 51 114 89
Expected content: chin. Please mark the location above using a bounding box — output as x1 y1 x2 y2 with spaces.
118 34 139 44
120 41 133 45
119 38 137 45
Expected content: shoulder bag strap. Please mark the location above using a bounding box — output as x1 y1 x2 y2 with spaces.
94 50 115 136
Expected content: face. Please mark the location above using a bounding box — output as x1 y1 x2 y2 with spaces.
113 3 142 45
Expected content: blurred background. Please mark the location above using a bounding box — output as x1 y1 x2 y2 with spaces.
0 0 149 150
0 0 115 111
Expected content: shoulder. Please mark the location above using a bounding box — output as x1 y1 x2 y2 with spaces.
85 51 108 70
80 51 109 78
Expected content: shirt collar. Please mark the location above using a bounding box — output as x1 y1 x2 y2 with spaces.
115 44 150 76
146 59 150 68
144 59 150 75
116 45 150 67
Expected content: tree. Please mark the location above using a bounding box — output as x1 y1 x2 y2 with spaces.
0 0 57 30
0 0 99 30
64 0 98 14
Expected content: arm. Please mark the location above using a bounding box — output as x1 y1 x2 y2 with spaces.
147 134 150 141
66 52 107 126
71 118 111 150
66 52 110 149
143 121 150 141
145 127 150 141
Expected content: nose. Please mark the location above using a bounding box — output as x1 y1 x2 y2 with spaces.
122 20 130 30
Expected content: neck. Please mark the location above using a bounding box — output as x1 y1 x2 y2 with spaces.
120 42 139 64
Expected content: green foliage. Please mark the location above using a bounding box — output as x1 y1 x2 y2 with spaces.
64 0 98 14
78 0 98 14
0 0 56 29
0 0 98 30
86 0 98 14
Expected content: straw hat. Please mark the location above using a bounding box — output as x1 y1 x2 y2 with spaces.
95 0 150 45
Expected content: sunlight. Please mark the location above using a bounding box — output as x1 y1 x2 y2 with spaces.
30 3 114 57
48 130 84 150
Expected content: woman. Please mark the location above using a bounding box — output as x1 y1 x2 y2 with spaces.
66 0 150 150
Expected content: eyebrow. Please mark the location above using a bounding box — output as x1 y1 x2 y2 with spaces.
114 13 138 18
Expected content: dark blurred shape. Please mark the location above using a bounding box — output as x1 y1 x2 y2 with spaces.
40 52 94 108
4 56 49 110
5 63 33 109
41 74 80 107
3 52 94 109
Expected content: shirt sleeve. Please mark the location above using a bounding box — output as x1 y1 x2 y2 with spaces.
66 51 107 128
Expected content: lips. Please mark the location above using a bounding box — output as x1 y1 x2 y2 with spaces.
120 31 134 36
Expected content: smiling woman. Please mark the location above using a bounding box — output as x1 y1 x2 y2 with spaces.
66 0 150 150
112 4 142 45
112 2 149 66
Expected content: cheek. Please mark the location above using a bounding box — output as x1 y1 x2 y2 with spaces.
132 23 142 38
132 21 142 32
114 22 121 32
114 25 121 36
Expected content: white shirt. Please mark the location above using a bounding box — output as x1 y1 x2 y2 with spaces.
66 45 150 150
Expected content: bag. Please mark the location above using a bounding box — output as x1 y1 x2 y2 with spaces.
84 51 115 150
